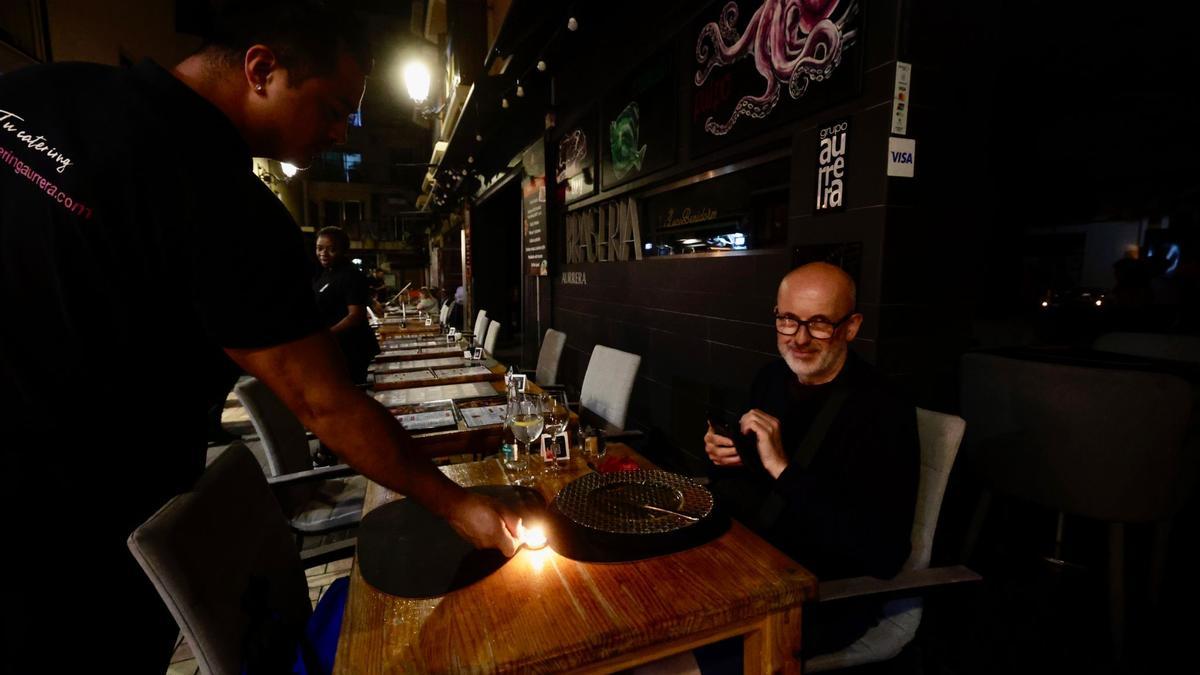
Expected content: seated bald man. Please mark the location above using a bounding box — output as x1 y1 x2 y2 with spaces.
704 262 919 658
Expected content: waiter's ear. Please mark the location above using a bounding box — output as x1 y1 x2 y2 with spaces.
243 44 280 93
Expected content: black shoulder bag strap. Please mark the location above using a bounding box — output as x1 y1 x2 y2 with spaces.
750 377 854 531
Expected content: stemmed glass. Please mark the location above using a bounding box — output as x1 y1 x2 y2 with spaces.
540 391 571 472
506 392 544 484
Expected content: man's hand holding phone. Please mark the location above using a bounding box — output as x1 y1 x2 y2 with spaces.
705 418 742 466
704 410 764 472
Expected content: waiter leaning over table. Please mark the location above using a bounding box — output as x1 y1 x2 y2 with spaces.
0 2 521 672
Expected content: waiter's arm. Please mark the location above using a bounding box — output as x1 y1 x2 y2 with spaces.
224 330 519 555
330 304 367 333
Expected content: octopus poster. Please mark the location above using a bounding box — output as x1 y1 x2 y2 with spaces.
600 52 677 191
555 110 597 205
691 0 862 156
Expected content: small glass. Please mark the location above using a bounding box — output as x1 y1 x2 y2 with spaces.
539 391 570 472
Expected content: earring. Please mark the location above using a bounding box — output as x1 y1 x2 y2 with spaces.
255 84 265 93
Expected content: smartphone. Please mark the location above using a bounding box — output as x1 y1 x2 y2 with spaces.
706 409 763 471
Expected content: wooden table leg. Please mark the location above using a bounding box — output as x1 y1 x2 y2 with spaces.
743 605 802 675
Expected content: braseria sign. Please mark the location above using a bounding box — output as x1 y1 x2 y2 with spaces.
564 197 643 263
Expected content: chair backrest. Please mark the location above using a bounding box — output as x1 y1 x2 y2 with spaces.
128 444 311 675
906 408 966 572
1094 331 1200 364
579 345 641 429
473 309 487 336
475 315 490 347
234 378 312 477
439 301 450 325
536 328 568 385
484 320 500 355
960 352 1197 522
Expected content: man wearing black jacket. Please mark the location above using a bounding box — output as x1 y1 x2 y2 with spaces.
705 262 919 657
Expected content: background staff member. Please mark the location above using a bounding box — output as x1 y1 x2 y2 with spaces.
0 2 520 671
313 225 379 384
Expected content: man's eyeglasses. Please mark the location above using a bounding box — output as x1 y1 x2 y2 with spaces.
773 309 857 339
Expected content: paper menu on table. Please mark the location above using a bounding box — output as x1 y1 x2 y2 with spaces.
461 404 508 428
394 410 456 431
435 366 494 379
374 369 435 384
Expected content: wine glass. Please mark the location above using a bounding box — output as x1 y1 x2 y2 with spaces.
540 391 570 472
507 393 545 484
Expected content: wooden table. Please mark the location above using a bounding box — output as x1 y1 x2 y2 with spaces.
335 446 817 673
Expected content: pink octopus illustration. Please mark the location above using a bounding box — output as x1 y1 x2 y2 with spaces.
695 0 859 135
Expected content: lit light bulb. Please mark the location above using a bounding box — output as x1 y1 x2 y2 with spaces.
401 60 431 103
537 60 547 72
280 162 299 177
475 133 483 142
468 156 475 164
501 97 509 109
567 17 578 31
516 84 524 98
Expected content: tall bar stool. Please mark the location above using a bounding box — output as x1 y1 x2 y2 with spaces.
959 351 1198 656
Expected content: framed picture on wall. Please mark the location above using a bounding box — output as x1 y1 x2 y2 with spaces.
556 110 597 205
600 51 677 191
688 0 865 157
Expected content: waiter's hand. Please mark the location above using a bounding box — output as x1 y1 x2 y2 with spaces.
740 409 787 479
704 422 742 466
445 492 522 556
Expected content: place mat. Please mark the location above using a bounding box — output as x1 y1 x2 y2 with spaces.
370 357 466 373
546 470 728 563
357 485 545 598
380 340 443 350
373 381 498 407
461 404 508 428
394 409 458 432
374 369 435 384
435 365 494 379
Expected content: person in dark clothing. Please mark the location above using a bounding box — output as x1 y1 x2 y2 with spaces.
703 262 919 662
0 3 521 672
313 225 380 384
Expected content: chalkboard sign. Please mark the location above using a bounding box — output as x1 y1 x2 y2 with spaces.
523 174 549 276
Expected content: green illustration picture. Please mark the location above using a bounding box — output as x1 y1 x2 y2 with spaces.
609 102 647 179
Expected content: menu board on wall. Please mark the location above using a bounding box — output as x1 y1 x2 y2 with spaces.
523 175 548 276
600 53 677 190
689 0 863 157
556 111 596 205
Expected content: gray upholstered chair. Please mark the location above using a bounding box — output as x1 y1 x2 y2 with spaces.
579 345 642 430
805 408 980 671
959 352 1198 656
1093 331 1200 364
484 320 500 356
534 328 567 386
235 378 365 539
128 443 343 675
473 310 489 346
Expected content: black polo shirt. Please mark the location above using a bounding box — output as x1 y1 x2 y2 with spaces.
313 260 380 368
0 60 321 670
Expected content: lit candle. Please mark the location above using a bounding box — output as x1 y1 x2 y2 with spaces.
519 522 547 550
